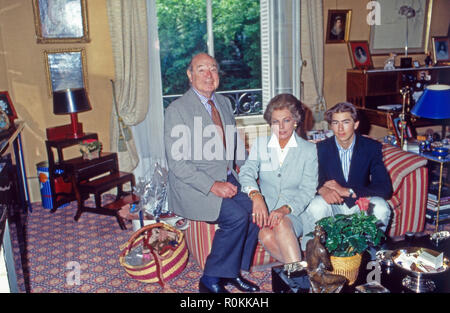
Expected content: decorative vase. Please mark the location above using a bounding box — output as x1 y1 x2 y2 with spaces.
330 253 362 285
82 150 100 160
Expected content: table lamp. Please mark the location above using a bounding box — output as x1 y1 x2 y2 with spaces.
411 84 450 234
46 88 92 140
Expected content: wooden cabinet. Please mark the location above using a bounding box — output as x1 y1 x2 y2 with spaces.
347 66 450 131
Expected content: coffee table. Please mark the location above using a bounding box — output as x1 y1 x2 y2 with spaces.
272 233 450 293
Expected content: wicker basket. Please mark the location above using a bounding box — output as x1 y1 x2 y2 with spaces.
119 222 188 287
330 253 362 285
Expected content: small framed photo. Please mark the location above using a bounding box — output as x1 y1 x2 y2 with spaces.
0 91 18 125
44 48 88 96
413 60 420 68
326 9 351 44
32 0 90 44
347 41 373 70
431 36 450 65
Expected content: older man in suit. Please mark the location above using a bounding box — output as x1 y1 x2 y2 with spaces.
164 53 259 293
301 102 393 250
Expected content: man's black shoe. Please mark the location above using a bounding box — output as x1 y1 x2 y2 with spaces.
199 278 229 293
225 276 260 292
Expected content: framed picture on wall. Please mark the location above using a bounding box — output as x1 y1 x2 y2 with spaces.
0 91 18 125
369 0 431 55
44 48 88 96
347 41 373 70
431 36 450 65
32 0 90 44
326 9 351 44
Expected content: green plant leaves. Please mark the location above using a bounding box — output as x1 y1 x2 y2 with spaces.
316 212 385 257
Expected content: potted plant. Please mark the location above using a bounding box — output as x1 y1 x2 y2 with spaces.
79 139 102 160
314 198 385 285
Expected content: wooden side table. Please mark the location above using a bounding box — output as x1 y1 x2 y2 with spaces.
45 134 138 229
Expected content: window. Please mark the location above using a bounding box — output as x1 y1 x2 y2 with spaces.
157 0 301 116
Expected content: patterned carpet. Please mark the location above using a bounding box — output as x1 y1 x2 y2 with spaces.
9 197 449 293
9 198 273 293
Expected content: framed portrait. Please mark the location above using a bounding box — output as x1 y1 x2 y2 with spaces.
44 48 88 96
0 91 18 125
32 0 90 44
369 0 431 55
347 41 373 70
326 9 351 44
431 36 450 65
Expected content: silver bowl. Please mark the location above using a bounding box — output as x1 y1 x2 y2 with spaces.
391 247 449 292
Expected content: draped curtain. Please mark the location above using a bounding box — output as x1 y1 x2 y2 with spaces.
131 0 167 181
106 0 150 172
301 0 327 130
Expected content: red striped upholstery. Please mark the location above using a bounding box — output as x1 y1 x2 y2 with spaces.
183 143 429 270
382 143 428 237
184 220 278 271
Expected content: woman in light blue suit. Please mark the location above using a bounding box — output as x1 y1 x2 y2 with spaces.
239 94 318 263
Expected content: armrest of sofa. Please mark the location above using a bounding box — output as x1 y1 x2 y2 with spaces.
381 143 428 193
381 143 429 236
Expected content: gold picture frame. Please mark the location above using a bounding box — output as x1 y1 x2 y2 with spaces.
369 0 432 55
44 48 88 96
326 9 351 44
32 0 90 44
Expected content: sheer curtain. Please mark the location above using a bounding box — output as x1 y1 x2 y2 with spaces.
131 0 167 181
106 0 166 180
301 0 326 130
260 0 302 108
106 0 149 172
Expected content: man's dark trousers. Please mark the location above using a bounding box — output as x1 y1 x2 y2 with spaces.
203 174 259 278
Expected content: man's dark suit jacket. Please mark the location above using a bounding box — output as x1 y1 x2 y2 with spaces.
317 134 393 208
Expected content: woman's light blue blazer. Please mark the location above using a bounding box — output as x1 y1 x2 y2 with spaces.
238 132 318 218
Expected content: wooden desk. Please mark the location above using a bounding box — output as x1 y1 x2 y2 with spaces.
356 107 446 139
347 66 450 135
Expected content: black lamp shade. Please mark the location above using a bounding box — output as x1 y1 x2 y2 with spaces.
53 88 92 115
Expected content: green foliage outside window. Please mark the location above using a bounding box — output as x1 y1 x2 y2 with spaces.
157 0 261 95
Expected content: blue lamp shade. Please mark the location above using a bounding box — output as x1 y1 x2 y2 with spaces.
411 84 450 119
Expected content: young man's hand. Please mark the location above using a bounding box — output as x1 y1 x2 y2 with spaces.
318 185 343 204
323 180 355 198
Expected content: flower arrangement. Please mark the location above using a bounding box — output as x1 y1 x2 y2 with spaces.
315 198 385 257
79 139 102 159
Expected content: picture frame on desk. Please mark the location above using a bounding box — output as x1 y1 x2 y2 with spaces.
432 36 450 65
0 91 18 126
392 116 413 143
348 41 373 70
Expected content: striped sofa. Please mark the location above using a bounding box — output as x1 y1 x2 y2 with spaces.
381 143 428 237
184 143 429 270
